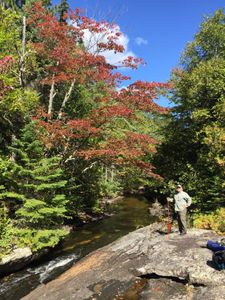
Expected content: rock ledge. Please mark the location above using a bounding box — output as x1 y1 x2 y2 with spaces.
23 223 225 300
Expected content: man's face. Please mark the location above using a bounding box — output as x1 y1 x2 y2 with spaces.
176 186 182 192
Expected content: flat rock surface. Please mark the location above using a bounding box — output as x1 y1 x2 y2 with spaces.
22 223 225 300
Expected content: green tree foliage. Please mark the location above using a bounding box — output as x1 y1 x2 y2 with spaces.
0 122 69 251
155 10 225 212
0 185 15 257
0 0 18 10
0 8 40 152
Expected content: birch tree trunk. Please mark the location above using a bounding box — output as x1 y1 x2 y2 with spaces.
58 79 76 119
19 16 26 87
48 76 56 116
111 165 115 181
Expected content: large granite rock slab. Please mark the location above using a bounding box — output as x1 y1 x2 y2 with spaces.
22 223 225 300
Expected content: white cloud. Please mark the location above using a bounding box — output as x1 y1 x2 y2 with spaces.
82 26 136 66
116 85 128 91
135 37 148 46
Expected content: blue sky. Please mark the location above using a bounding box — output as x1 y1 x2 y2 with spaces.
53 0 225 106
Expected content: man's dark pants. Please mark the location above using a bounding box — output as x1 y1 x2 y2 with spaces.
177 208 187 234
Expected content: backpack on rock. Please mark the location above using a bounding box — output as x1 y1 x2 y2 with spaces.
212 250 225 270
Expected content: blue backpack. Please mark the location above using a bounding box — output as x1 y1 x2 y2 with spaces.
207 239 225 270
212 250 225 270
207 239 225 251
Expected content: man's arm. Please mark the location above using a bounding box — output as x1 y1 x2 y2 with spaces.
167 197 174 202
184 193 192 207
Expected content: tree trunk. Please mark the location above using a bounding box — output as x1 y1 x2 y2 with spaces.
105 166 108 182
111 165 115 181
58 79 76 119
48 76 56 116
19 16 26 87
9 134 16 161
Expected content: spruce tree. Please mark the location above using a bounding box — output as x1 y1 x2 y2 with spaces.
57 0 69 23
0 122 69 250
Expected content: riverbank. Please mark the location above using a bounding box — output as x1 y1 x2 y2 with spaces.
0 196 127 278
0 197 154 300
23 222 225 300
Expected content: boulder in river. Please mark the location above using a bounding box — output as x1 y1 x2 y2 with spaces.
148 200 166 218
22 223 225 300
0 247 49 276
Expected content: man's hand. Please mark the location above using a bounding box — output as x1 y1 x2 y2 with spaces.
167 197 173 202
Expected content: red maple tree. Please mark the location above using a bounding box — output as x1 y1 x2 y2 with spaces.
27 2 170 179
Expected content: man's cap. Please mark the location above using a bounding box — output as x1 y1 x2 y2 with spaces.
177 184 182 188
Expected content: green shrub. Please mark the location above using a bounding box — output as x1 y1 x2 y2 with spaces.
99 179 122 198
15 228 69 252
193 207 225 234
0 208 15 258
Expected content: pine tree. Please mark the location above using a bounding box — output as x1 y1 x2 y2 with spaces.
57 0 69 23
0 122 69 250
9 0 53 10
16 0 25 8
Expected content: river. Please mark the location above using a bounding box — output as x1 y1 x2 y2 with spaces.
0 196 155 300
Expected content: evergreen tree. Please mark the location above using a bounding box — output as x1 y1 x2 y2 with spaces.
0 122 69 250
17 0 52 9
57 0 69 23
155 10 225 211
16 0 25 8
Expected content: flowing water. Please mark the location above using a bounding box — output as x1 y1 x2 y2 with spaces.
0 197 155 300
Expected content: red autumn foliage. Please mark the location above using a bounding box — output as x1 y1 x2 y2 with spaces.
90 105 134 126
134 160 162 180
77 132 156 163
121 56 145 69
28 2 170 179
77 134 162 179
117 81 171 113
67 119 101 136
26 2 136 87
0 56 14 73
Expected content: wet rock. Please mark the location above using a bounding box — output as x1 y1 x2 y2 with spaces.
0 247 32 265
139 277 189 300
22 223 225 300
101 195 124 205
0 247 49 276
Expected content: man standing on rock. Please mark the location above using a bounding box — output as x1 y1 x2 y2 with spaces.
167 184 192 235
